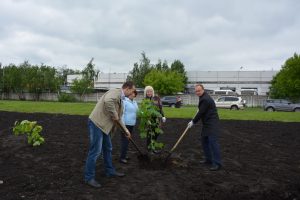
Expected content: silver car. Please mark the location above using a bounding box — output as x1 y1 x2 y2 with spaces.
215 96 246 110
263 99 300 112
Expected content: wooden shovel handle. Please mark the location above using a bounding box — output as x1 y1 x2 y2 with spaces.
169 126 190 153
115 120 144 155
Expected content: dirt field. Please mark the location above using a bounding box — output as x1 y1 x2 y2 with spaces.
0 111 300 200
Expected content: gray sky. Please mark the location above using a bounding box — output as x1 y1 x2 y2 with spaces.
0 0 299 72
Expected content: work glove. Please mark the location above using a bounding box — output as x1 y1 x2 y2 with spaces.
162 117 166 123
187 121 193 129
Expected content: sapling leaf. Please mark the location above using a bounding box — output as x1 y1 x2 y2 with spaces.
138 99 164 151
12 120 45 147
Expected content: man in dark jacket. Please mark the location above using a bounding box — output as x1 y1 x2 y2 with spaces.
187 84 222 171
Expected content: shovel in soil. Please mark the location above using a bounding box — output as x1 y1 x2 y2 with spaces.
164 125 190 164
115 121 150 161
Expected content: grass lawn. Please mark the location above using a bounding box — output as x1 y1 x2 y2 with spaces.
0 100 300 122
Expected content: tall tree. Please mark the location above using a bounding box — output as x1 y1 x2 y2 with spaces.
127 52 153 88
56 67 81 86
70 58 97 100
170 60 188 86
162 60 169 71
143 69 185 95
270 53 300 101
82 58 97 86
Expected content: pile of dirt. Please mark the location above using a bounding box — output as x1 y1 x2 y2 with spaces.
0 111 300 200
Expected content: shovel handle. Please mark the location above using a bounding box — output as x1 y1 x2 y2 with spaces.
169 126 190 153
115 120 144 155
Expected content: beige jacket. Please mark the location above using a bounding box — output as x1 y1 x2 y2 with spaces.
89 88 127 135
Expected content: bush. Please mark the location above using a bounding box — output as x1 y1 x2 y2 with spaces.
13 120 45 146
58 93 77 102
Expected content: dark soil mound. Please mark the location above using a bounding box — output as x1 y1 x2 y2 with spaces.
1 111 300 200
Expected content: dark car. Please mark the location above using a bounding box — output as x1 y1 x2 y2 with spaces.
161 96 182 108
263 99 300 112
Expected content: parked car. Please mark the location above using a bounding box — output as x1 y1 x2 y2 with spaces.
215 96 246 110
263 99 300 112
161 96 182 108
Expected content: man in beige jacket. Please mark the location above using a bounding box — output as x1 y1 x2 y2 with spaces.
84 81 135 188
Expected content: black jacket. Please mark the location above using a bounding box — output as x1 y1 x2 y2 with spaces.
192 92 220 136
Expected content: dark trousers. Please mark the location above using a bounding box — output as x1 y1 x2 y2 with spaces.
201 135 222 166
120 125 134 160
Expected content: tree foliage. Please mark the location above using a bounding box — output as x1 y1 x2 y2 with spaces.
0 61 60 100
270 53 300 101
70 58 96 100
144 69 185 95
171 60 188 86
127 52 187 93
127 52 153 88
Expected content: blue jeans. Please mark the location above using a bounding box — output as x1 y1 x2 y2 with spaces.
201 135 222 166
120 125 134 160
84 119 115 182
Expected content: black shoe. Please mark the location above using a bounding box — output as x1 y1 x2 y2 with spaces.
106 172 125 178
119 159 128 164
86 179 101 188
199 160 212 164
209 165 221 171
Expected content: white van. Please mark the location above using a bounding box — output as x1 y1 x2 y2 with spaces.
240 89 258 95
213 90 237 95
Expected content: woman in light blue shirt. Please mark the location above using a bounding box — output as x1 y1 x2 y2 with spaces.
120 90 138 164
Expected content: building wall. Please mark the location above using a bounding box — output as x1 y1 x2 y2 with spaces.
94 72 128 89
186 70 278 95
93 70 278 95
67 74 82 86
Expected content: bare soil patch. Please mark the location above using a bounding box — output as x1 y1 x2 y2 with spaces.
0 111 300 200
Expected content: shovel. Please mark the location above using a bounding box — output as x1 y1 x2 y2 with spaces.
164 125 190 163
115 120 149 161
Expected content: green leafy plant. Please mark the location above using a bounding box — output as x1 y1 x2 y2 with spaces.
137 99 164 151
13 120 45 146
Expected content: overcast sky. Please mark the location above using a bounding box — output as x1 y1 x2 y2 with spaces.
0 0 299 72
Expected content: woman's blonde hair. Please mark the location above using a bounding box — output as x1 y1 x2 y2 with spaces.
144 85 155 97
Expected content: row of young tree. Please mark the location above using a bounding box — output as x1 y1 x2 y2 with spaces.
0 52 189 100
0 60 96 100
0 52 299 101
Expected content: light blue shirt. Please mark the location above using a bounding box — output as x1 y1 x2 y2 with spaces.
122 97 138 126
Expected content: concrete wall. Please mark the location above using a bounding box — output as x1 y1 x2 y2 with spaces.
1 92 268 107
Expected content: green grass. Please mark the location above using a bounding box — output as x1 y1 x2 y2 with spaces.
1 100 300 122
0 100 95 115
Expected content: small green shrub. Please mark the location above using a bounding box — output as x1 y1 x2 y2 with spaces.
58 93 77 102
13 120 45 146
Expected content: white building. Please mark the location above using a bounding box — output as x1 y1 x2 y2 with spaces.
186 70 278 95
66 74 83 86
94 72 128 90
93 70 278 95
